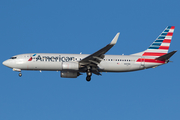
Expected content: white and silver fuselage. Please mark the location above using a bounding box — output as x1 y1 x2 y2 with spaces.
2 53 163 72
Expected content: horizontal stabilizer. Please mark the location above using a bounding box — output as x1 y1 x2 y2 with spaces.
155 50 177 61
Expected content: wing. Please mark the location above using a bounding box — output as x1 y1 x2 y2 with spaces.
79 33 120 68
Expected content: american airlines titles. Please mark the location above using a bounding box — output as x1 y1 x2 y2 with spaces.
35 55 75 62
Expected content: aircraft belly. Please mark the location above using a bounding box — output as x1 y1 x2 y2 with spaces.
144 62 163 68
129 63 142 71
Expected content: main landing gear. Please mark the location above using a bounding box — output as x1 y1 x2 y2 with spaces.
86 75 91 81
86 70 92 82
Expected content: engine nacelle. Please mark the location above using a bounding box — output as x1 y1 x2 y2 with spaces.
62 62 79 70
61 71 78 78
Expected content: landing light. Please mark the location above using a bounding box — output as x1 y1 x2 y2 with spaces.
13 68 21 72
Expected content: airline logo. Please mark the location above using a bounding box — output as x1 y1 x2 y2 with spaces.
28 54 75 62
28 54 36 61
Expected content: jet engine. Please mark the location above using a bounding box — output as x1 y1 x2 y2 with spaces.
60 71 79 78
62 62 79 70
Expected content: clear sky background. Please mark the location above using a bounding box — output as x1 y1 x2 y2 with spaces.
0 0 179 120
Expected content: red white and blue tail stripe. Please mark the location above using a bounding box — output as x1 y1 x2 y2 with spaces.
142 26 175 57
134 26 175 64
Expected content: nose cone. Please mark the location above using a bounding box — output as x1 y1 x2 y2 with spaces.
2 60 11 68
3 60 7 66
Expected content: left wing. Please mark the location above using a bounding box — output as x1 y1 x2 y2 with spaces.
79 33 120 67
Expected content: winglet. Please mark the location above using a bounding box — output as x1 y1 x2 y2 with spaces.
110 32 120 45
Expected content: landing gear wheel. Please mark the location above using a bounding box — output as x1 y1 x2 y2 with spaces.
19 73 22 77
86 68 92 82
86 76 91 82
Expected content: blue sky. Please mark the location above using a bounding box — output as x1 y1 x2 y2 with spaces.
0 0 179 120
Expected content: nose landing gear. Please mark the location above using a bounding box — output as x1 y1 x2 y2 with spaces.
18 72 22 77
12 68 22 77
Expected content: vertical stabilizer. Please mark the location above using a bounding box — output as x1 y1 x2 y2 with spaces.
132 26 175 57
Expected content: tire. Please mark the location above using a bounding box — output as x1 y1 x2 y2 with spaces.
86 76 91 81
19 73 22 77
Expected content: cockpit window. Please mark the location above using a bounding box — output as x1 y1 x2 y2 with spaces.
10 57 17 59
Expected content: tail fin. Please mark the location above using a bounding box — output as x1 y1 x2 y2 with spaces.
133 26 175 57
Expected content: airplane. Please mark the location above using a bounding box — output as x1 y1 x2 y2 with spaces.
2 26 177 81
